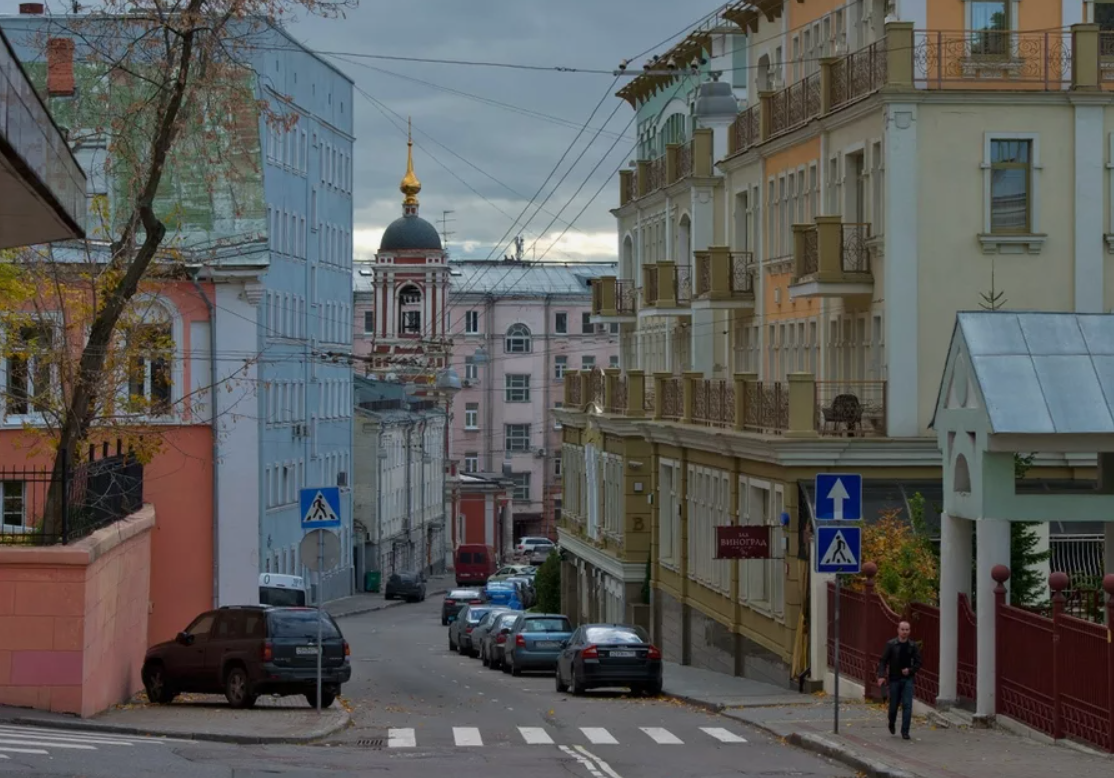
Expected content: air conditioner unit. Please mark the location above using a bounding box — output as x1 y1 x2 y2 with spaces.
462 378 476 388
535 448 547 458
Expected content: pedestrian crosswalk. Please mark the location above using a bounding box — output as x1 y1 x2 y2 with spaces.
381 724 748 748
0 724 191 759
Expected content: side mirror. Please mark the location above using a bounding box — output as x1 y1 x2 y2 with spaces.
176 631 193 646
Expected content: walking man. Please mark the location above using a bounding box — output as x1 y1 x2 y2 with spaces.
877 620 921 740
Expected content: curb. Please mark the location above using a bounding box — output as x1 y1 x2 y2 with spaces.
5 710 352 746
329 586 450 620
662 692 725 714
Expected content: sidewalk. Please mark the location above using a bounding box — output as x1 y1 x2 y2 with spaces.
662 664 1111 778
326 573 454 619
0 693 350 744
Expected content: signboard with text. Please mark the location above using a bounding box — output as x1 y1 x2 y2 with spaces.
715 526 771 560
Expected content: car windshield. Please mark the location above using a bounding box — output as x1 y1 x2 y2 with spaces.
584 626 645 644
466 608 492 622
268 610 341 639
521 617 570 633
485 583 512 591
497 614 519 628
448 590 480 599
259 587 306 607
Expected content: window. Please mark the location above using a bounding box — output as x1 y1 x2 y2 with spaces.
505 323 532 353
581 311 593 334
126 321 172 416
989 139 1030 233
505 423 531 453
464 453 479 473
609 355 620 368
505 374 530 403
554 312 567 334
581 355 596 370
464 402 479 429
554 355 568 380
464 356 478 381
554 456 562 477
363 310 375 334
510 472 531 501
5 321 54 415
398 285 422 335
969 1 1010 57
1 482 24 528
465 310 479 334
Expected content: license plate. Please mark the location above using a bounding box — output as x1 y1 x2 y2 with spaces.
609 650 636 658
296 646 319 655
537 641 559 649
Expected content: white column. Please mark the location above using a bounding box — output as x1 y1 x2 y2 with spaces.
1074 103 1104 313
937 512 972 707
810 570 831 683
883 104 920 436
1031 521 1052 606
975 518 1011 719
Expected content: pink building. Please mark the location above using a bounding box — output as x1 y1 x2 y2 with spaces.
446 261 619 542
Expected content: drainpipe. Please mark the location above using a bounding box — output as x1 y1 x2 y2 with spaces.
189 269 221 608
542 294 552 537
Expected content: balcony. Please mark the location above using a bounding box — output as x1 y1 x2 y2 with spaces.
0 29 86 248
640 262 692 316
590 276 637 324
914 29 1071 90
789 217 874 299
692 247 755 310
618 129 715 207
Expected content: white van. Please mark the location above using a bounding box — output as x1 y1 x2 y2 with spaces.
259 573 309 606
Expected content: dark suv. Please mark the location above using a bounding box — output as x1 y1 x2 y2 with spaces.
142 606 352 709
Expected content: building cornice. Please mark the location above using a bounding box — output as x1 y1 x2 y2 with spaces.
557 529 644 581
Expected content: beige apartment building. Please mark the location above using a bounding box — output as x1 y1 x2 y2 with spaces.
557 0 1114 687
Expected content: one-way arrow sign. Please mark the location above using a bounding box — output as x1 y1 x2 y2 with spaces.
815 473 862 521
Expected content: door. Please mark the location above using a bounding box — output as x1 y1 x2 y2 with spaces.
176 612 217 691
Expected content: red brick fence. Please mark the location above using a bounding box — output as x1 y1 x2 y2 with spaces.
827 562 1114 752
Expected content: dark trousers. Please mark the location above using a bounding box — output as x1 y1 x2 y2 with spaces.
887 678 914 734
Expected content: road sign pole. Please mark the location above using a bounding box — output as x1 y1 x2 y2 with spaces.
834 573 841 734
316 527 324 713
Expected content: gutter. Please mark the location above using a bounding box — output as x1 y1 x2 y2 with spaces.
188 269 221 608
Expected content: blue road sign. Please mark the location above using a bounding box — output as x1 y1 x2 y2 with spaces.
815 526 862 574
814 473 862 521
301 486 342 530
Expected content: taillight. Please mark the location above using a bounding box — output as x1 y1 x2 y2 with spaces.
581 644 598 659
344 641 351 657
262 641 273 662
469 599 482 604
515 635 525 647
496 633 506 644
465 625 474 633
445 599 455 605
648 645 662 660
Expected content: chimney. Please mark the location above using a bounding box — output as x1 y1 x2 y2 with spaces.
19 3 45 13
46 38 75 97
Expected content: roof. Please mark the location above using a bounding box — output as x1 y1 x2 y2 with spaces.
446 261 617 296
938 312 1114 434
379 213 443 252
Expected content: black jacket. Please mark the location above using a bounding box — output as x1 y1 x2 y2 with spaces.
878 637 922 682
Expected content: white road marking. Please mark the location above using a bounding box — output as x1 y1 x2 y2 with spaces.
0 725 194 744
0 747 48 756
700 727 747 743
0 729 139 746
639 727 683 744
575 746 624 778
580 727 618 745
559 745 604 778
452 727 483 746
0 737 96 750
518 727 554 745
387 728 415 748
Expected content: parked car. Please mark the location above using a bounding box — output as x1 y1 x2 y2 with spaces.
448 604 499 656
384 571 426 602
555 623 662 697
467 607 511 660
515 537 555 555
258 573 308 606
441 588 485 626
504 613 573 676
142 606 351 709
454 544 496 586
479 610 522 670
529 546 556 566
484 580 522 609
491 564 532 580
504 576 535 608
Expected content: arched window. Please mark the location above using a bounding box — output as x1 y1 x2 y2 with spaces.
505 323 532 354
124 301 174 416
398 284 422 336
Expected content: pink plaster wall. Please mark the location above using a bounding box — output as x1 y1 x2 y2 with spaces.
0 507 154 717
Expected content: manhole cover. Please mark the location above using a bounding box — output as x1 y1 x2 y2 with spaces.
356 738 385 749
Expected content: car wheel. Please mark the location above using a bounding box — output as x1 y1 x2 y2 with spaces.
305 690 336 708
449 633 455 650
224 666 256 709
143 663 176 704
510 657 522 677
555 668 568 693
457 640 467 655
501 657 511 674
385 593 394 600
441 617 448 626
571 671 585 696
645 680 663 697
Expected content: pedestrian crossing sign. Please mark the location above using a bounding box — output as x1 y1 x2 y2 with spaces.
300 486 342 529
815 525 861 574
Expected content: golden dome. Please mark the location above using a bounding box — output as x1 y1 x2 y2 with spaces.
400 117 421 206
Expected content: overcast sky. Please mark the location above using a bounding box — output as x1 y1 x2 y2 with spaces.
288 1 722 263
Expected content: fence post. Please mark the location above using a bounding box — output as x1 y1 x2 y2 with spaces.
862 561 878 700
1049 571 1069 740
1104 573 1114 753
992 565 1011 719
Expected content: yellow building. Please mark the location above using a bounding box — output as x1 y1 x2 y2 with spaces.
559 0 1114 688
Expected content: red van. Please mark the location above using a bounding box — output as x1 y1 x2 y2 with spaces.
454 544 496 586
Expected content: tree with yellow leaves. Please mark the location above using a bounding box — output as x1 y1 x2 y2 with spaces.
854 496 939 611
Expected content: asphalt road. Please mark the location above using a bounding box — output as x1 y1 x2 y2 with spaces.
0 598 855 777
